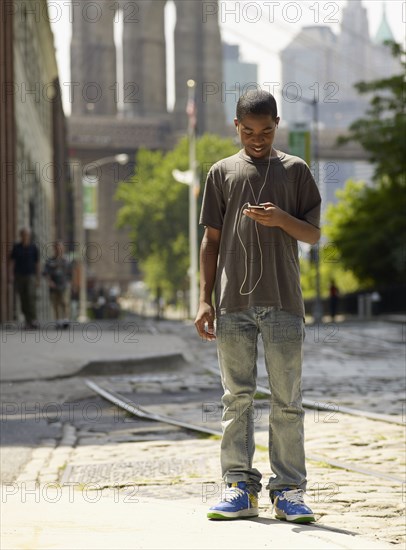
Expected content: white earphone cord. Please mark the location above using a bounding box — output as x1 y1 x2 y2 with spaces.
237 154 273 296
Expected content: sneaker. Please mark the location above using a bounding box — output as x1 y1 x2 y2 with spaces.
272 488 315 523
207 482 258 520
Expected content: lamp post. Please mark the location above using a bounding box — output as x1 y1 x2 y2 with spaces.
172 79 199 319
307 98 322 324
78 153 129 321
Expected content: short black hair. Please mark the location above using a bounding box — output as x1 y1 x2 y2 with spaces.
236 89 278 122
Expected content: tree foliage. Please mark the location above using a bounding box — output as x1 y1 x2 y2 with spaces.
115 134 238 300
328 42 406 287
300 247 360 299
324 179 406 286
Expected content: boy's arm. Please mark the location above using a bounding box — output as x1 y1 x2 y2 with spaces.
278 210 320 244
244 203 320 245
194 226 221 341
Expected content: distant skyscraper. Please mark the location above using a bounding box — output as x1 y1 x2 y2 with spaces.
372 2 398 76
280 26 338 127
222 43 258 124
280 0 400 129
281 0 401 215
374 2 395 43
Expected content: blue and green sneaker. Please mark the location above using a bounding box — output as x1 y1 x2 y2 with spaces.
272 488 315 523
207 481 259 520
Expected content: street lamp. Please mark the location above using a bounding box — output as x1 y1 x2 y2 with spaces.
77 153 129 321
82 153 129 176
172 80 199 319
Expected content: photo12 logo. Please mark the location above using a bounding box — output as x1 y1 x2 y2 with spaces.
202 1 341 24
1 1 141 25
1 481 141 504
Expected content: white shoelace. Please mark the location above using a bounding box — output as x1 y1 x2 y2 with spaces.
224 486 245 502
283 489 305 504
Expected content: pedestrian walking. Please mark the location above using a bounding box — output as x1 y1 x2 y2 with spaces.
329 279 339 321
9 228 40 328
43 241 72 327
195 90 321 522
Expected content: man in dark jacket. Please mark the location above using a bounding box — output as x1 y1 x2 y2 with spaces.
9 228 40 328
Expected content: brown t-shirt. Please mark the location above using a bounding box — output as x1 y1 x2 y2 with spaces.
199 149 321 318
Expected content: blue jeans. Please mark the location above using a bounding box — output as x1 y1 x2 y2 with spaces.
216 307 307 494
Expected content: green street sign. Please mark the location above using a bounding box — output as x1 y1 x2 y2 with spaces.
289 128 311 165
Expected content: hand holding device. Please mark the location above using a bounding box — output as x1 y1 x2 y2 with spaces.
248 203 266 210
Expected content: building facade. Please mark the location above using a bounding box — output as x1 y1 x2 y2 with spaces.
280 0 400 129
280 0 400 218
0 0 16 323
0 0 70 323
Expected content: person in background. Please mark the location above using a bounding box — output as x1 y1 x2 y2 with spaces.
69 258 80 321
9 228 40 328
329 279 339 321
43 241 72 328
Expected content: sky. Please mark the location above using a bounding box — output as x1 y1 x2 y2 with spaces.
48 0 405 115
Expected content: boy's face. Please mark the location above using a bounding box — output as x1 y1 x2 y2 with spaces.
234 114 280 160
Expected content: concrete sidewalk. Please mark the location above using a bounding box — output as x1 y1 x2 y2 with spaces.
1 487 393 550
1 321 191 381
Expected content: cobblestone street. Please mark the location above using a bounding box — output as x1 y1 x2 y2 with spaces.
1 318 405 548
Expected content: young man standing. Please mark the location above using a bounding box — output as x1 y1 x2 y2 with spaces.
195 90 321 523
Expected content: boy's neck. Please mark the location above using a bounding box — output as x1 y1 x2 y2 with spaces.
244 147 277 160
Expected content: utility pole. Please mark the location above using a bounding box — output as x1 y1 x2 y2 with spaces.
187 80 199 319
172 80 199 319
311 98 322 325
287 94 322 323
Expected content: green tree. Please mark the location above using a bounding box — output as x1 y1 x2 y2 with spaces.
300 247 359 300
324 179 406 286
115 134 238 301
326 42 406 287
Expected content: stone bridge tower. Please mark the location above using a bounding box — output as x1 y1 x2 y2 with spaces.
173 0 225 134
69 0 225 293
71 0 226 133
71 0 117 116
